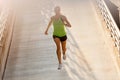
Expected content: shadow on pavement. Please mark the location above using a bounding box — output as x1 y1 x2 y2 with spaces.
64 28 97 80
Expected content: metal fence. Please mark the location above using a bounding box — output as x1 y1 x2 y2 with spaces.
0 7 9 47
0 5 15 79
96 0 120 54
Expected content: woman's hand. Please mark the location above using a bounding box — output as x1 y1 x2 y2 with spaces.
65 24 71 27
45 30 48 35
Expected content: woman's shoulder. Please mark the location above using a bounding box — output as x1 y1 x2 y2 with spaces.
61 15 66 20
51 16 54 20
61 15 66 18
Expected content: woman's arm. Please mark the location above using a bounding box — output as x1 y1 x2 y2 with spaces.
45 17 53 35
62 16 71 27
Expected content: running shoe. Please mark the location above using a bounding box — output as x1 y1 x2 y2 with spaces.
63 54 66 60
58 64 62 70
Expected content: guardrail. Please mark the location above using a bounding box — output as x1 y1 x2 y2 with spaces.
96 0 120 54
0 5 15 80
0 7 9 47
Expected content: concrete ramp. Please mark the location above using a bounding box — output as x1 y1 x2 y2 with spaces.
3 0 120 80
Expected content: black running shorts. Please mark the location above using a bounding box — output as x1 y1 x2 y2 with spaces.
53 35 67 42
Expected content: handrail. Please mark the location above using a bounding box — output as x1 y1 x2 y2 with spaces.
0 7 9 47
0 4 15 79
96 0 120 53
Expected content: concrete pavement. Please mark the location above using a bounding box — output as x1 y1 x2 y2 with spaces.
3 0 120 80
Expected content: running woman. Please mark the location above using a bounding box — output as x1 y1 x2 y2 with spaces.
45 6 71 70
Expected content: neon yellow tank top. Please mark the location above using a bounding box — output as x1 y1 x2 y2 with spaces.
53 18 66 37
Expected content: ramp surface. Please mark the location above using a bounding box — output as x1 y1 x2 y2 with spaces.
4 0 120 80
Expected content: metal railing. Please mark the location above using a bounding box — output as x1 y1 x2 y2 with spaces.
0 5 15 79
96 0 120 53
0 7 9 47
0 7 10 80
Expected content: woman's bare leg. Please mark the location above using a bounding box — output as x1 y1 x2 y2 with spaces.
54 38 62 64
61 40 67 60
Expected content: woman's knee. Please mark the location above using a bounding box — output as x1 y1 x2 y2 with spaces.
61 41 66 52
56 47 61 52
62 48 66 52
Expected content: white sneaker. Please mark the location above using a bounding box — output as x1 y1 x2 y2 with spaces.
63 54 66 60
58 64 62 70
